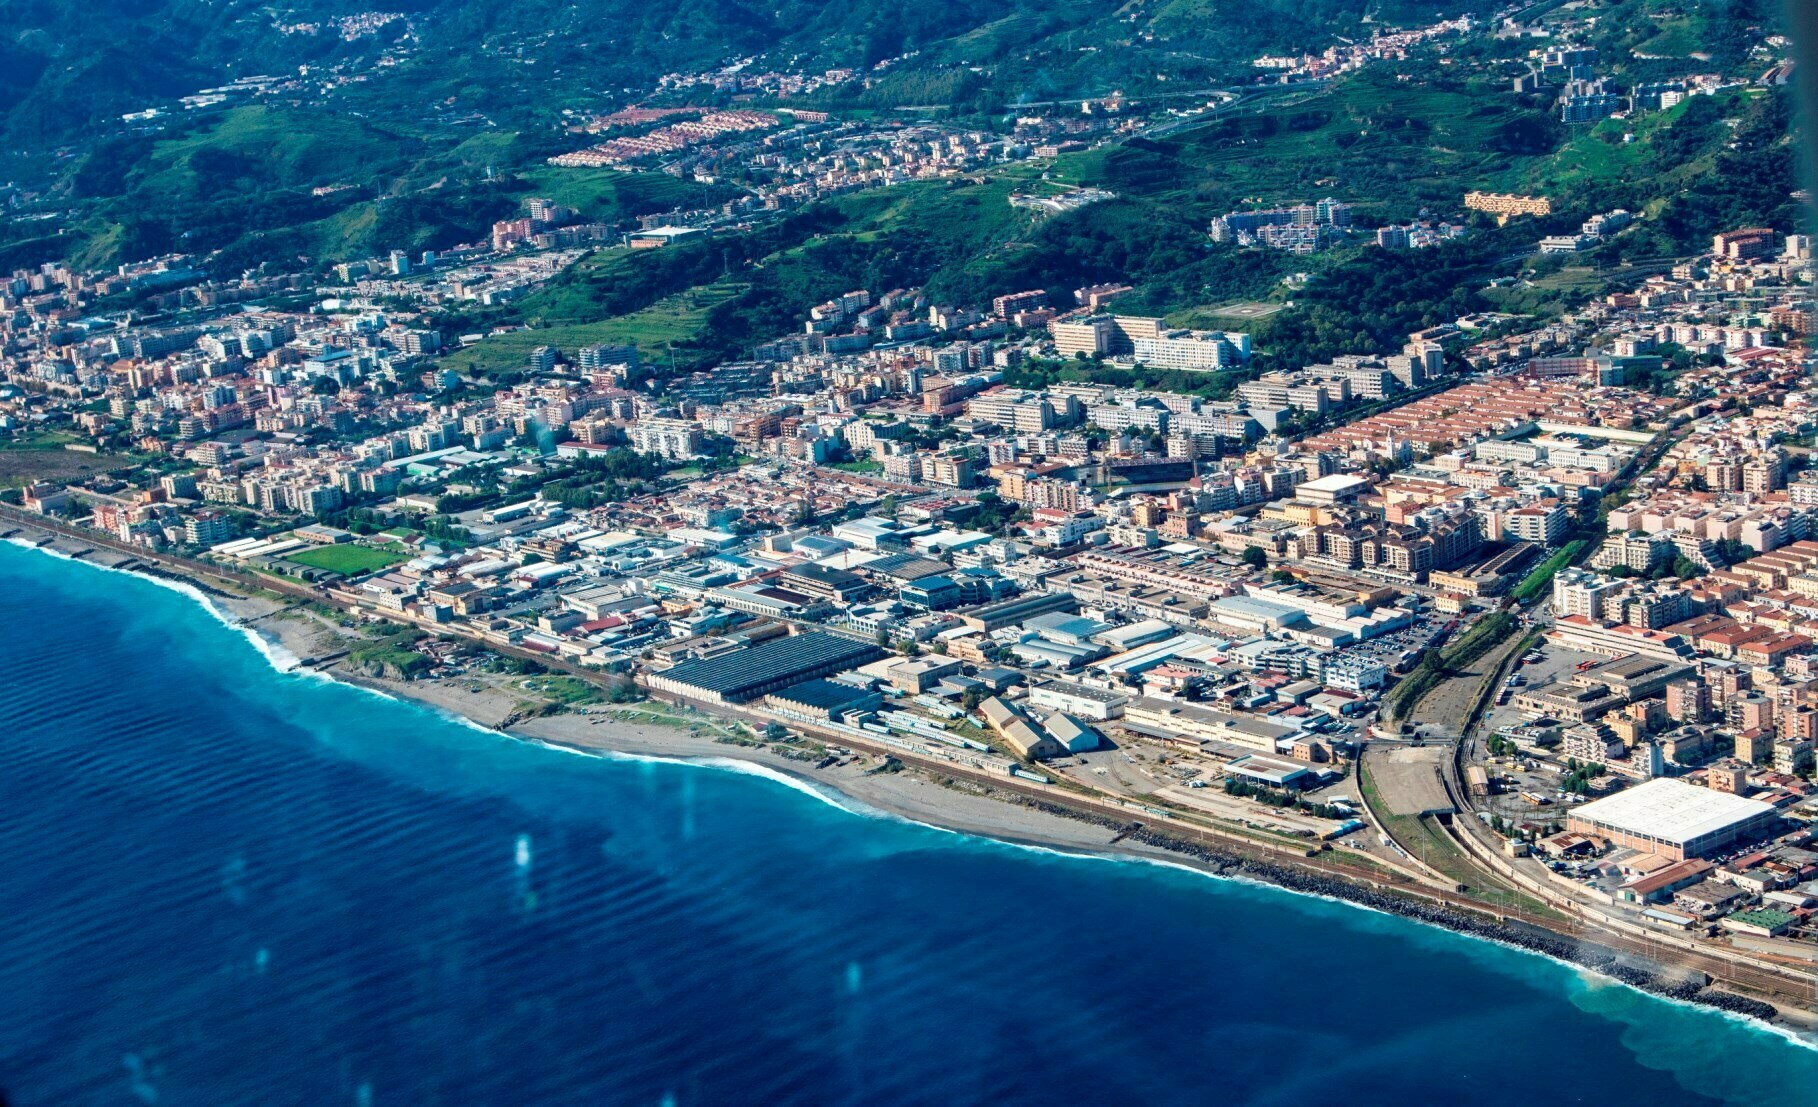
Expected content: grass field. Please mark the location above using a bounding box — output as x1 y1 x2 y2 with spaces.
1511 539 1590 604
456 278 750 374
1511 94 1731 197
285 544 409 575
0 436 107 489
1 430 81 450
519 675 604 706
513 167 734 222
1173 299 1290 330
1634 15 1708 58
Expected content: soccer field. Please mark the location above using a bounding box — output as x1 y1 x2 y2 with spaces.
285 545 407 575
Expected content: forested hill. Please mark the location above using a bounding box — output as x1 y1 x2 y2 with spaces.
0 0 1494 154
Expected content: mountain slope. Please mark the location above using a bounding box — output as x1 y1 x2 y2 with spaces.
0 0 1495 155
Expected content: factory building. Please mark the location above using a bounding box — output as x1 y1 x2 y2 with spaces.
1566 779 1780 860
646 631 886 705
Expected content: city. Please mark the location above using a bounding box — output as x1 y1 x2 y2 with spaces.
7 203 1818 1018
1 0 1815 1100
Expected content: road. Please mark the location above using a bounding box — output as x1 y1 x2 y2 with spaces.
1357 400 1818 1007
10 492 1813 1010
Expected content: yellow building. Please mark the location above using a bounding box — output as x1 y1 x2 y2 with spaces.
1464 190 1553 218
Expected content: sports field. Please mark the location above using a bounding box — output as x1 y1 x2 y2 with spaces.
285 545 408 575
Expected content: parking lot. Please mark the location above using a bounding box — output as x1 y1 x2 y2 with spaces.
1475 639 1605 737
1331 611 1451 676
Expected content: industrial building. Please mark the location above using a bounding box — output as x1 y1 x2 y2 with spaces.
980 696 1065 760
764 679 884 722
1122 698 1305 753
1042 713 1104 754
1222 754 1316 790
1566 779 1780 860
645 631 886 704
957 592 1080 632
1029 680 1130 721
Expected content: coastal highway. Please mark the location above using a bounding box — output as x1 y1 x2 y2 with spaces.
1357 408 1818 1012
1 499 1465 906
649 686 1816 1023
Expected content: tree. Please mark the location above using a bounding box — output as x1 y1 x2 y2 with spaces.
1241 545 1269 570
1670 556 1702 579
604 674 643 703
1714 539 1751 567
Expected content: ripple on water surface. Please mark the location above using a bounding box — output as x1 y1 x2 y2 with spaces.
0 542 1812 1106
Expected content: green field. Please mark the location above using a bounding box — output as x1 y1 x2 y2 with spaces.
512 167 734 222
519 675 604 706
1061 72 1551 220
1511 539 1591 604
285 544 409 575
456 277 751 375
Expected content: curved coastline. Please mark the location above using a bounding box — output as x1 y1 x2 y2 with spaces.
4 535 1814 1050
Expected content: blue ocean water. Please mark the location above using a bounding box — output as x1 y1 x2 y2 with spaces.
0 541 1813 1106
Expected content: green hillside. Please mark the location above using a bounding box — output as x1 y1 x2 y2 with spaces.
4 0 1796 395
444 48 1800 385
0 0 1498 161
29 105 736 272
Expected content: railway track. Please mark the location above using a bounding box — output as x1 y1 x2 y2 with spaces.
11 505 1811 1009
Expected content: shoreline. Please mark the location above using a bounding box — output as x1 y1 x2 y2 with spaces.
4 523 1814 1040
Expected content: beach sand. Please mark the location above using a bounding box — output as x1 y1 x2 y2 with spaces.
11 526 1814 1031
188 570 1146 861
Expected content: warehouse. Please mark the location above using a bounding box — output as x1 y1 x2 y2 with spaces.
1042 713 1104 753
980 696 1065 761
763 679 883 722
1566 779 1780 860
779 563 875 603
957 592 1080 632
646 631 886 704
1206 594 1311 634
1122 698 1305 753
1029 680 1129 721
1223 754 1316 790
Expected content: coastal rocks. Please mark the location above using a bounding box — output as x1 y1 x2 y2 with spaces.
138 563 235 599
354 656 421 681
1008 796 1794 1026
1691 990 1780 1021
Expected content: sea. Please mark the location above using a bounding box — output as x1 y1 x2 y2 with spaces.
0 539 1814 1107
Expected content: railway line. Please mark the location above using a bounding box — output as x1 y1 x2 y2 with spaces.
8 503 1812 1013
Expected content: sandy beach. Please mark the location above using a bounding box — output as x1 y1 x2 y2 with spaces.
8 522 1814 1033
182 559 1154 862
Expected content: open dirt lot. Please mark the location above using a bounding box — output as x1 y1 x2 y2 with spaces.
1368 745 1456 816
